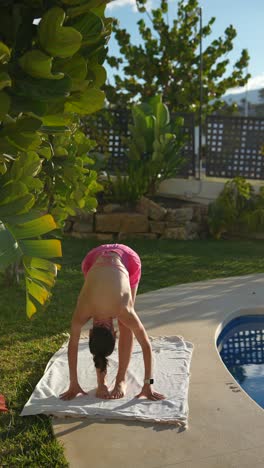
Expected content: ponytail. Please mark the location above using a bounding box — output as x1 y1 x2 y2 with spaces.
89 326 116 373
93 354 108 373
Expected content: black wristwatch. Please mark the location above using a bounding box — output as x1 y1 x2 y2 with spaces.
144 378 154 384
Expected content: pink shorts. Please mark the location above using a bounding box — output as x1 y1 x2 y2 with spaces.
81 244 141 289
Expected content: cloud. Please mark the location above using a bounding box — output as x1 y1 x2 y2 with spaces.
107 0 153 12
227 73 264 94
245 364 264 378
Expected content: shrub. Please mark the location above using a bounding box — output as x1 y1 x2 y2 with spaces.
208 177 264 239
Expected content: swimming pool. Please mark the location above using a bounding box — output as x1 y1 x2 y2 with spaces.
217 315 264 409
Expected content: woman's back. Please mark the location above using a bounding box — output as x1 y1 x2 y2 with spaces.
77 253 132 318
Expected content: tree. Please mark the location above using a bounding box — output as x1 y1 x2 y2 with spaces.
105 0 250 117
255 88 264 117
0 0 112 317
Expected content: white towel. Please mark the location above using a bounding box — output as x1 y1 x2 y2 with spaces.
21 336 193 428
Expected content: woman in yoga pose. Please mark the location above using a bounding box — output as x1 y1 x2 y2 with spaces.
60 244 165 401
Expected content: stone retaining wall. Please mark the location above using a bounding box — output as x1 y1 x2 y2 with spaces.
64 197 208 241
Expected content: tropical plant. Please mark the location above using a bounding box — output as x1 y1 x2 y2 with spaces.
0 0 112 316
126 95 186 195
103 95 186 205
106 0 250 117
208 177 264 239
104 161 149 206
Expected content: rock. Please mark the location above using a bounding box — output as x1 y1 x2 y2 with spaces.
149 221 166 234
165 207 193 225
118 232 157 240
200 205 209 222
95 213 149 233
161 227 188 240
103 203 122 213
186 221 199 235
95 233 115 241
121 214 149 233
95 213 122 232
192 206 202 223
69 210 95 222
72 221 93 233
136 196 167 221
69 232 114 241
69 232 95 239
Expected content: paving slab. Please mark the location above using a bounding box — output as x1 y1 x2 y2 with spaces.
53 274 264 468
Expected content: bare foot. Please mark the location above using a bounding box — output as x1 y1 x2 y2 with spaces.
96 384 110 399
110 381 127 399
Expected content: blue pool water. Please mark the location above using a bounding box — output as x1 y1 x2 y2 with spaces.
217 315 264 409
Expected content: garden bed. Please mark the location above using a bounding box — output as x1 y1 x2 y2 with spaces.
64 196 209 241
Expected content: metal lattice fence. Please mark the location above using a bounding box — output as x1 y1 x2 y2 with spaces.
220 328 264 366
83 109 195 177
206 116 264 180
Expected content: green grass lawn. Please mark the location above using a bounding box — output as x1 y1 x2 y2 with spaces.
1 238 264 466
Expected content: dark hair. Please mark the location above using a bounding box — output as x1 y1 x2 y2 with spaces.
89 326 116 373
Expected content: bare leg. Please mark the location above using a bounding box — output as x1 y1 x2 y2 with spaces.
95 368 110 399
110 321 134 398
131 285 138 305
110 286 138 399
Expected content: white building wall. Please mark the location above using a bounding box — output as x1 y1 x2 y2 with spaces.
158 177 264 205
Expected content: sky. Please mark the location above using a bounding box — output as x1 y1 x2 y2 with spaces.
105 0 264 95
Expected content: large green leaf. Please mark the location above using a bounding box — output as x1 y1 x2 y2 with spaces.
0 91 10 119
37 145 52 160
0 42 10 63
25 267 55 288
0 71 11 90
10 95 48 116
20 239 62 258
67 0 107 18
11 215 57 239
0 218 61 317
41 114 73 127
87 63 106 87
71 12 103 45
0 116 42 136
26 278 49 305
90 4 106 17
53 55 87 91
24 257 59 275
41 125 69 134
13 75 72 102
10 151 42 180
156 102 170 129
64 87 105 115
0 181 28 205
19 50 65 80
62 0 88 4
0 194 35 217
0 223 21 269
1 210 46 225
38 7 82 58
6 133 41 152
26 295 37 318
0 160 7 175
23 176 43 192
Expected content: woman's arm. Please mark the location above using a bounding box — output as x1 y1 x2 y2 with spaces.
60 319 87 400
60 297 90 400
118 307 165 400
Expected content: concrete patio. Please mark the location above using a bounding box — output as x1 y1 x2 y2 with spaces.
53 274 264 468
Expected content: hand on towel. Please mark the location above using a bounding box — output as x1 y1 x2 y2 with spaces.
136 384 165 401
60 383 87 400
